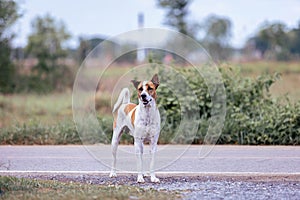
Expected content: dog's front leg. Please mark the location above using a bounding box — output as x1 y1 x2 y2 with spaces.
134 137 144 183
149 134 160 183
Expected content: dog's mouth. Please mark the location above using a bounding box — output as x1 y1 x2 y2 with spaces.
142 100 149 105
142 98 152 105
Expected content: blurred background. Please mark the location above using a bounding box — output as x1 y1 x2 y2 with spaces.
1 0 300 145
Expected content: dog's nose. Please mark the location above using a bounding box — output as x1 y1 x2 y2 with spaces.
141 94 147 99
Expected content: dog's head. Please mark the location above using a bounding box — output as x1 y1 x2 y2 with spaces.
131 74 159 106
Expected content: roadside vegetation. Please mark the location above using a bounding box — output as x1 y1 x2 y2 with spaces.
0 62 299 145
0 176 175 200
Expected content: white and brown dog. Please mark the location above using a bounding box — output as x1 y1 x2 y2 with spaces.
109 74 160 183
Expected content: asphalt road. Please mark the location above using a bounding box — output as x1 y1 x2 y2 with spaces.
1 145 299 175
1 145 299 199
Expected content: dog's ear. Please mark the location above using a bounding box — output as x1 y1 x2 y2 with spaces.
131 80 141 89
151 74 159 89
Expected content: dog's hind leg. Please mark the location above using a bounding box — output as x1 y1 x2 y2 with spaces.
109 127 123 178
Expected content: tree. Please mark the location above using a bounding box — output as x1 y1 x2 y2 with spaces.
26 14 71 92
157 0 198 37
249 22 290 60
0 0 19 93
288 21 300 56
202 15 232 61
77 37 105 62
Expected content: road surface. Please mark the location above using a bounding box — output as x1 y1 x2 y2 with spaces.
1 145 299 199
1 145 299 175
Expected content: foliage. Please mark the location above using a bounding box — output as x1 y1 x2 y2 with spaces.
289 22 300 55
0 0 19 33
150 66 300 145
156 0 198 37
202 15 232 61
0 4 74 94
0 176 174 200
25 14 72 93
0 120 80 145
0 38 15 93
248 21 300 60
218 68 299 144
157 1 232 61
77 37 105 62
0 0 19 93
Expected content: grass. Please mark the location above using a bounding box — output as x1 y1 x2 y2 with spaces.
233 61 300 74
0 176 177 200
0 92 73 128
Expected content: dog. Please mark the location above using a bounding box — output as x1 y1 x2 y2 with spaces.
109 74 160 183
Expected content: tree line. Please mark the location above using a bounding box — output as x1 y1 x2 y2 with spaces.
157 0 300 61
246 22 300 60
1 0 300 94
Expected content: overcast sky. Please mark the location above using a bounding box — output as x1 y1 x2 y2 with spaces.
13 0 300 48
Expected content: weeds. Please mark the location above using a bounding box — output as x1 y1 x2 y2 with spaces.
0 176 175 200
0 120 80 145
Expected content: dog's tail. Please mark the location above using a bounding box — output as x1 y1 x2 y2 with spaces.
112 88 130 113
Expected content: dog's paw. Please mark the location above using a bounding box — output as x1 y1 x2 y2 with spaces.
143 172 150 177
137 175 145 183
109 171 117 178
150 176 160 183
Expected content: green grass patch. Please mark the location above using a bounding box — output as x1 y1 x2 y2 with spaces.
0 93 73 127
0 120 81 145
0 176 176 200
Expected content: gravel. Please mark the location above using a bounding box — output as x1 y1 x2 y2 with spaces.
3 173 300 200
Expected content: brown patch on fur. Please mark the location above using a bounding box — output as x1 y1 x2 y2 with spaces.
124 103 137 115
151 74 160 89
124 103 137 126
113 111 118 129
147 82 157 100
137 82 143 99
113 119 117 129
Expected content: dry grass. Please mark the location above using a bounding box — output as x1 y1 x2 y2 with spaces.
227 61 300 102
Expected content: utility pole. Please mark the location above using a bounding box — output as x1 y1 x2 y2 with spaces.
137 12 145 63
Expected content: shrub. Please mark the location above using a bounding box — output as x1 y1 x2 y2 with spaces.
150 66 300 145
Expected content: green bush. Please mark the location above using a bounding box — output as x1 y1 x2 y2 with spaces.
219 68 300 145
151 66 300 145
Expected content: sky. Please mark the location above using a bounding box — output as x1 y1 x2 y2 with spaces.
13 0 300 48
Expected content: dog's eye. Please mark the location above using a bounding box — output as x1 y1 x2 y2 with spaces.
148 87 153 91
138 87 143 92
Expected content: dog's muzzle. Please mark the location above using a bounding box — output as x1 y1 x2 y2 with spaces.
141 94 152 105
